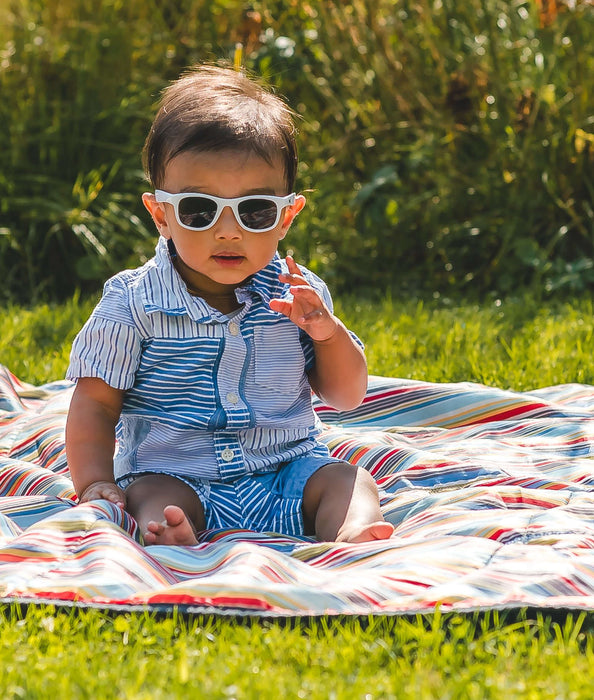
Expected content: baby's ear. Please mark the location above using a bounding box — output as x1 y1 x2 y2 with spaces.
280 194 306 234
142 192 170 237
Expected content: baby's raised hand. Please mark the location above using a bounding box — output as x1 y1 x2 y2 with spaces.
270 256 339 343
78 480 126 508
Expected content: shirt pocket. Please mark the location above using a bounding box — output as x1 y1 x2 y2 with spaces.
253 323 305 394
134 336 223 414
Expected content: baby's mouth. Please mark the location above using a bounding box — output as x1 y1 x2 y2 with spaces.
213 253 245 265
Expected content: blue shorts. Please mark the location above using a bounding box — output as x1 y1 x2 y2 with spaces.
117 445 341 537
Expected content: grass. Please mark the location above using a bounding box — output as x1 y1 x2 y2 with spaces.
1 291 594 698
0 293 95 386
2 606 594 699
2 292 593 390
339 294 594 390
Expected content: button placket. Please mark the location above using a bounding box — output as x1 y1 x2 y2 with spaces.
217 319 249 425
214 434 245 480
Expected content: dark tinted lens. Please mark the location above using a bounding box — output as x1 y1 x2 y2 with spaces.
238 199 278 230
178 196 218 229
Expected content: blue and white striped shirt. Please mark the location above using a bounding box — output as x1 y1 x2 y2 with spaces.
67 237 361 484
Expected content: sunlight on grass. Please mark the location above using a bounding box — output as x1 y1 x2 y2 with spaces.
0 294 97 385
2 293 593 391
1 605 594 698
337 294 594 391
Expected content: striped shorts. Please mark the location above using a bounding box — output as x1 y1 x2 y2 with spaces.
117 444 341 537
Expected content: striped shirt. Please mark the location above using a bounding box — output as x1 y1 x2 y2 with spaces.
67 237 362 484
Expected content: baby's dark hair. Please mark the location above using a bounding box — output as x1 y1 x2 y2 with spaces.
143 65 298 192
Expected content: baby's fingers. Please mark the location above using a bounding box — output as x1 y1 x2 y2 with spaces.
289 284 326 308
279 256 309 286
106 491 126 508
269 298 292 317
80 481 125 508
285 255 301 275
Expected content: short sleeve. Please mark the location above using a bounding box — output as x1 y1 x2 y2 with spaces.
66 276 143 390
298 268 364 372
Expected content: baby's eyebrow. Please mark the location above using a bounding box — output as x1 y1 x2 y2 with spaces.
176 187 281 196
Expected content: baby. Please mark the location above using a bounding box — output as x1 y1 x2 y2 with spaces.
65 65 394 545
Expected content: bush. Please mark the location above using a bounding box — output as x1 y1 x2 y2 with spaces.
255 0 594 296
1 0 592 301
0 0 246 301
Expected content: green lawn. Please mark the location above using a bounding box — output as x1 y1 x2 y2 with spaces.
3 293 593 389
1 606 594 699
1 293 594 699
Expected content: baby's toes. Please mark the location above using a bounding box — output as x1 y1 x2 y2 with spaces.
146 519 165 535
143 530 157 545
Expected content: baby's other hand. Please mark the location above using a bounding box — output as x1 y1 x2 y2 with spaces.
78 481 126 508
270 256 339 342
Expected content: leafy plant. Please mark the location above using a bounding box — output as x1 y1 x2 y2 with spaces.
255 0 594 296
0 0 247 302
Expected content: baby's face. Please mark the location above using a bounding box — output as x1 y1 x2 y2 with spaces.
143 150 304 295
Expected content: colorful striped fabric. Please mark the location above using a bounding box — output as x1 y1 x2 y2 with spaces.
2 365 594 615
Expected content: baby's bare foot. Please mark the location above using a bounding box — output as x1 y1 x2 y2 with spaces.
143 505 198 546
337 520 394 544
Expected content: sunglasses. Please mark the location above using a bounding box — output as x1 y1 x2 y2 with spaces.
155 190 296 233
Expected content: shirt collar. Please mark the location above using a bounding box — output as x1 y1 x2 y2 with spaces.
142 237 290 321
241 254 288 305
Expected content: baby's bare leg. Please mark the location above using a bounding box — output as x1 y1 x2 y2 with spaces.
125 474 206 546
303 462 394 543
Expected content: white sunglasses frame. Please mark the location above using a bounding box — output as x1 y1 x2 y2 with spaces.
154 190 296 233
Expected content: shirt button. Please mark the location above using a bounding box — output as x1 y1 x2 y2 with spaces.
226 392 239 404
221 448 234 462
228 321 240 336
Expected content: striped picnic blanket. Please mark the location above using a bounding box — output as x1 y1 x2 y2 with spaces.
1 363 594 616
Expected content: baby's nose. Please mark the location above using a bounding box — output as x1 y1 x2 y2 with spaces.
214 206 243 237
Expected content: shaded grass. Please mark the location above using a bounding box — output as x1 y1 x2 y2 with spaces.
2 1 592 301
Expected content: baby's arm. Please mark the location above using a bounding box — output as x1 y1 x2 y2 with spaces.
65 377 126 506
269 256 367 411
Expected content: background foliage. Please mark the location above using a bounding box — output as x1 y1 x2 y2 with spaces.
0 0 592 302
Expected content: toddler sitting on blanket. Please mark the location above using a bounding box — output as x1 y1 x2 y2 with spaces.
65 64 394 546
